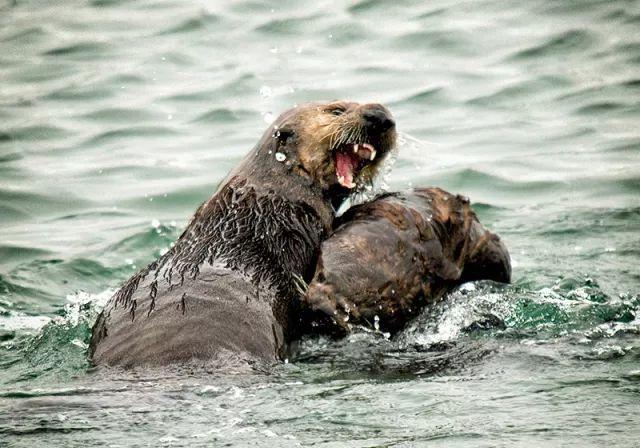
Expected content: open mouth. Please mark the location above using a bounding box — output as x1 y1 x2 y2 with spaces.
334 143 377 189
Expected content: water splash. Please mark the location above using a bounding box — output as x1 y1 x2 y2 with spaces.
1 289 113 384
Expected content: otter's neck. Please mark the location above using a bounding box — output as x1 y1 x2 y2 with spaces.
164 177 329 294
112 161 334 323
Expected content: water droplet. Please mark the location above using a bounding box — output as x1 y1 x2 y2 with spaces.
275 152 286 162
259 86 272 98
151 219 160 228
262 111 274 123
262 429 278 438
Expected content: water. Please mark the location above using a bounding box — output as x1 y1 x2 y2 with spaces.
1 0 639 445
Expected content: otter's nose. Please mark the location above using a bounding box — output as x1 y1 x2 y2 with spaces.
361 105 395 132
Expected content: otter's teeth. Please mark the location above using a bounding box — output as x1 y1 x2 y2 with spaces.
353 143 377 161
337 174 355 189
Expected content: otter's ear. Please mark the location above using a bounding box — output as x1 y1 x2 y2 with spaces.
273 128 296 145
274 128 296 145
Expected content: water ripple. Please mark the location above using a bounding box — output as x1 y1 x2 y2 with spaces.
509 29 597 60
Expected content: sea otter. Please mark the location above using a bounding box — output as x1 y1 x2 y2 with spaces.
89 101 397 367
302 188 511 336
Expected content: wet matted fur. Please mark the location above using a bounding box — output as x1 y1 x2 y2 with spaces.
302 187 511 336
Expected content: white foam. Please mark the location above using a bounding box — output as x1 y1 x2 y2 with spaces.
0 289 114 334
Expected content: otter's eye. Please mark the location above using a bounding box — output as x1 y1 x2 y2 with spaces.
329 107 345 116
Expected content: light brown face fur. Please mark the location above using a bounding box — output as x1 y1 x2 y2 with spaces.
276 101 397 192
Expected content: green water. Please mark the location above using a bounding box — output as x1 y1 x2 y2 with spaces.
1 0 639 446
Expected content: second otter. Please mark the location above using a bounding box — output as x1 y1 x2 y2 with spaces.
302 188 511 336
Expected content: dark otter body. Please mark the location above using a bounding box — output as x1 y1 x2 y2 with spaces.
303 187 511 336
89 101 396 367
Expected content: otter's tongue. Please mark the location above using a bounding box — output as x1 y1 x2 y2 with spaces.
336 151 358 189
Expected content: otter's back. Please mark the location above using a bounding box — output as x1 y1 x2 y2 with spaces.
90 264 283 368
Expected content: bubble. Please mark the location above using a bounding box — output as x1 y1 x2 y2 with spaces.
275 152 286 162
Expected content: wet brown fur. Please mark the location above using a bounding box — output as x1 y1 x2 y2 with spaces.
302 188 511 336
89 101 396 367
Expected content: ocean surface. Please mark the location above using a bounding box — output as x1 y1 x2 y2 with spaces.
1 0 639 446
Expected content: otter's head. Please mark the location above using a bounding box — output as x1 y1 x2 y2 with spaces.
260 101 397 208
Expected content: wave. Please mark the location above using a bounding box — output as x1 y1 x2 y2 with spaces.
81 107 160 123
255 14 325 35
0 289 113 384
43 41 111 58
509 29 597 60
157 13 222 35
1 125 69 142
192 107 257 124
83 126 180 146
